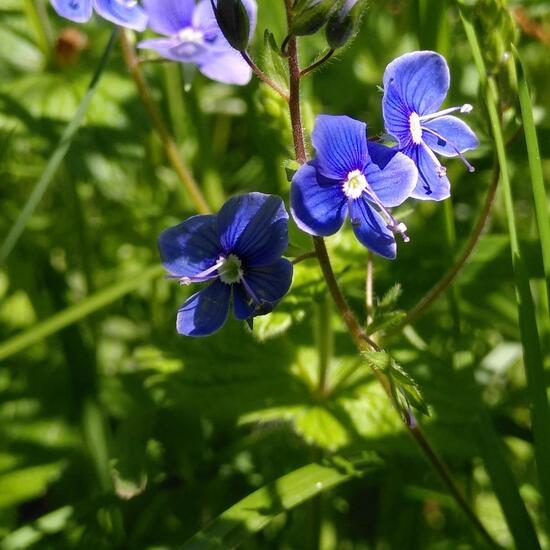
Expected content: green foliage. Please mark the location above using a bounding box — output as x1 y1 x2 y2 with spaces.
1 0 550 548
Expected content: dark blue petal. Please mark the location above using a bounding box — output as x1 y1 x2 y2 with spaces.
233 284 255 320
311 115 368 180
176 280 231 336
50 0 93 23
404 143 450 201
382 76 412 148
244 258 293 304
422 115 479 157
158 215 222 278
217 193 289 267
93 0 147 30
366 142 418 207
142 0 195 35
349 199 396 259
383 51 449 116
199 48 252 85
290 163 347 236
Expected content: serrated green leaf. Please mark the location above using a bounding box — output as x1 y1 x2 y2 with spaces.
378 283 403 309
263 29 289 90
294 406 350 450
366 311 406 335
284 158 301 182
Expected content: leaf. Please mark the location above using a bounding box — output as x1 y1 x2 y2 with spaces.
284 158 301 182
181 461 362 549
378 283 402 309
366 311 406 336
294 406 350 450
263 30 289 90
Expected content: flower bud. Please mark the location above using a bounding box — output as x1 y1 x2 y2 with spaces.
290 0 335 37
211 0 250 51
325 0 366 49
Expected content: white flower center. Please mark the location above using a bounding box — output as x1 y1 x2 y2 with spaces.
218 254 243 285
178 27 204 44
343 169 368 199
409 112 423 144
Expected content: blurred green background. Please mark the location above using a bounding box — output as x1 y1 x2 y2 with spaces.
1 0 550 548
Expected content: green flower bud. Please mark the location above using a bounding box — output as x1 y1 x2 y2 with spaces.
325 0 366 49
211 0 250 51
290 0 336 37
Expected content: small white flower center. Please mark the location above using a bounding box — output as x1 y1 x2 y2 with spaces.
409 112 423 144
343 170 368 199
117 0 137 6
177 27 204 44
218 254 243 285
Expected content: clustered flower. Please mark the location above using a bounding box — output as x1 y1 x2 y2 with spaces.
47 1 479 336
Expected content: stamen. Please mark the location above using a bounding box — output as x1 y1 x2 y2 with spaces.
421 126 475 172
388 221 410 243
240 277 261 307
418 104 473 123
409 112 423 144
179 257 225 286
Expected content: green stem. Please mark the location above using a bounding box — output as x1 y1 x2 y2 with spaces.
240 51 290 101
461 7 550 532
300 49 335 77
0 29 118 266
119 30 211 215
23 0 53 60
394 163 499 332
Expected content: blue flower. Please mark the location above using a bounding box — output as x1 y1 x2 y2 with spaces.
50 0 147 31
138 0 257 85
382 50 480 201
159 193 293 337
290 115 418 259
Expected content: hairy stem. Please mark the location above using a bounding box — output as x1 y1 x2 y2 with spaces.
240 51 290 102
119 31 211 215
300 49 336 77
281 5 498 547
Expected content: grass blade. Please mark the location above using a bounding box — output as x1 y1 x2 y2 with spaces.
0 264 164 362
181 461 360 550
513 46 550 328
0 29 118 266
461 7 550 535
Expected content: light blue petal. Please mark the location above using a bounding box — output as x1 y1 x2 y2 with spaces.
158 215 222 278
290 163 347 236
382 75 412 148
366 142 418 207
199 47 252 85
138 37 205 63
50 0 93 23
349 199 396 259
176 280 231 336
383 51 449 116
217 193 289 267
404 143 451 201
93 0 148 30
422 115 479 157
311 115 368 180
142 0 195 35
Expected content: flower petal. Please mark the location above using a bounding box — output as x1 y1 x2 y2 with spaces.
176 280 230 336
349 199 396 259
383 51 449 116
290 163 347 237
50 0 93 23
93 0 147 30
422 115 479 157
365 142 418 207
404 143 450 201
382 76 412 148
233 284 255 321
137 38 205 63
311 115 368 180
142 0 195 35
244 258 293 305
199 47 252 85
158 215 222 278
217 193 289 267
